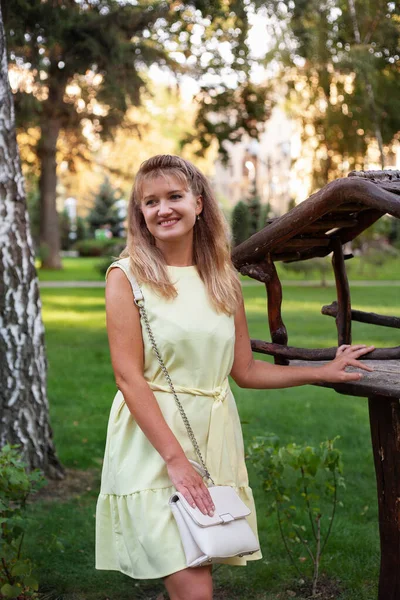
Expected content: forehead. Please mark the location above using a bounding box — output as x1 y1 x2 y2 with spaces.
141 173 189 200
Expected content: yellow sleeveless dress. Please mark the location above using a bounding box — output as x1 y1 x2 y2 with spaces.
95 257 262 579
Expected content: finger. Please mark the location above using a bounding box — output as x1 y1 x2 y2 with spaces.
336 344 351 355
350 346 375 358
179 487 197 509
347 359 374 372
187 486 209 515
343 371 363 381
341 344 368 355
199 485 215 516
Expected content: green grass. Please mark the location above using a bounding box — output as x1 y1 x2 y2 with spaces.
35 257 106 281
35 255 400 283
24 284 398 599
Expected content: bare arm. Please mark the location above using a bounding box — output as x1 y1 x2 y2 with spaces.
106 267 214 516
230 295 374 389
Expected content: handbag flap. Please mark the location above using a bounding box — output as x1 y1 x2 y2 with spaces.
169 485 251 527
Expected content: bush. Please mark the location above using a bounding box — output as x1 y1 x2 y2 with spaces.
72 238 117 257
0 444 46 599
248 434 345 597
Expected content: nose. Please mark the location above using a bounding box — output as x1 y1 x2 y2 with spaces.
158 200 173 217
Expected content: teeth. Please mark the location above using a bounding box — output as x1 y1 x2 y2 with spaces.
160 219 178 226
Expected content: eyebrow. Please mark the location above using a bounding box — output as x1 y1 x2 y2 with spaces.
143 189 184 201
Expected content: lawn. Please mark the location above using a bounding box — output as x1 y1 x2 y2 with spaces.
24 283 399 599
35 255 400 283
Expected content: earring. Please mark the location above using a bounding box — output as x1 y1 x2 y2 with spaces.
197 214 201 221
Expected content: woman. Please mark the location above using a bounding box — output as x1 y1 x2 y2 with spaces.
95 154 373 600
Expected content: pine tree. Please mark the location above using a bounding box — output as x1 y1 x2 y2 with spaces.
231 201 250 247
87 178 124 237
247 182 262 237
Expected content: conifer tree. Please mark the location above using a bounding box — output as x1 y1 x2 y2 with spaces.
231 201 250 247
87 178 124 237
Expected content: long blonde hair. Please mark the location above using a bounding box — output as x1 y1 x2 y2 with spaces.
120 154 241 315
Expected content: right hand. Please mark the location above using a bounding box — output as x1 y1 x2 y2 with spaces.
167 456 215 517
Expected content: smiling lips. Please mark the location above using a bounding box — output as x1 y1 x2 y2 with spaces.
159 219 180 227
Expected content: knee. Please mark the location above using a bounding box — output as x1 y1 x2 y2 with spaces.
176 587 212 600
165 579 212 600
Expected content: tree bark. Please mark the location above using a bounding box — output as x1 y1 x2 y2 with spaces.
0 7 64 478
38 117 62 269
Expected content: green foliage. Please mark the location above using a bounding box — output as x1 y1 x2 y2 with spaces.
231 201 250 247
5 0 272 164
248 434 345 594
258 202 272 231
72 238 118 257
248 190 262 237
0 444 46 599
86 178 125 237
259 0 400 186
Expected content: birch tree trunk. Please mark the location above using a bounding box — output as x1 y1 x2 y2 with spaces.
0 7 64 478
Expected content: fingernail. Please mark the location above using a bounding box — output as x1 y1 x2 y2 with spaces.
209 510 214 516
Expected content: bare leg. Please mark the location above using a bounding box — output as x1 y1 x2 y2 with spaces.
163 565 213 600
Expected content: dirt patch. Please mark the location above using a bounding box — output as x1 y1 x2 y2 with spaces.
29 468 99 503
278 575 343 599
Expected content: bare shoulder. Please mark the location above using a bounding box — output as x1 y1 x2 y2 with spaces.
105 266 144 379
105 266 141 334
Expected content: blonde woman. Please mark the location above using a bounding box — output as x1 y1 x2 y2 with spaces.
95 155 373 600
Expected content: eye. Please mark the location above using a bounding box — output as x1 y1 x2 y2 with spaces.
145 199 156 206
170 194 182 200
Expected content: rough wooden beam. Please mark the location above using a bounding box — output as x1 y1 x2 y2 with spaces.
331 237 352 345
240 263 270 283
322 301 400 329
288 359 400 399
334 209 384 245
251 340 400 360
369 395 400 600
301 219 358 231
263 255 289 366
232 177 400 269
274 238 330 249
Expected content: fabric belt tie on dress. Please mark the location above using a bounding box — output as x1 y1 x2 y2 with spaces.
148 378 230 480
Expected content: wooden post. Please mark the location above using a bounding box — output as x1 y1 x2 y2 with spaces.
368 395 400 600
262 254 289 366
331 237 352 345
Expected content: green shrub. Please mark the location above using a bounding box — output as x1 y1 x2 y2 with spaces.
72 238 118 257
0 444 47 599
248 435 345 597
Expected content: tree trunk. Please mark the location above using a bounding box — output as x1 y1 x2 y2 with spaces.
0 7 64 479
38 118 62 269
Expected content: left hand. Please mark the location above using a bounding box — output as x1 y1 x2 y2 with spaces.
319 344 375 383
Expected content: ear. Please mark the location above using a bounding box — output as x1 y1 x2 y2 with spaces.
196 195 203 215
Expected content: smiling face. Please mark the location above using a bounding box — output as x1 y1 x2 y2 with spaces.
140 174 203 249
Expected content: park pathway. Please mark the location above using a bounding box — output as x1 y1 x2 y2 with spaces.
38 280 400 288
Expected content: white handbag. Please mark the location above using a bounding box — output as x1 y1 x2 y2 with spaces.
168 460 259 567
123 263 260 568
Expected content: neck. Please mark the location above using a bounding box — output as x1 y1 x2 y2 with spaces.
156 233 194 267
